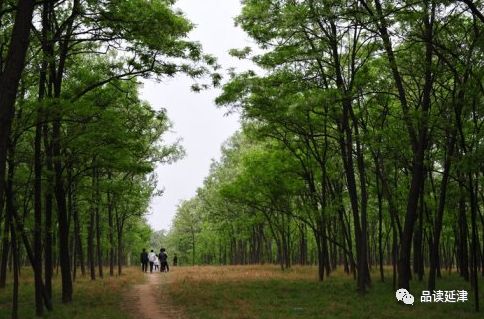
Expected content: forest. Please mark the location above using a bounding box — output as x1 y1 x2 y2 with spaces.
167 0 484 313
0 0 483 319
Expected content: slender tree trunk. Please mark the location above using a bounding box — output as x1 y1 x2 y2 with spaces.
33 3 49 308
108 188 114 276
399 139 427 289
96 208 103 277
72 184 85 276
88 166 96 280
416 189 424 281
41 0 55 296
315 232 325 281
299 224 307 265
95 170 103 278
0 186 5 284
11 214 19 319
338 207 350 274
458 189 470 280
43 124 53 299
0 215 9 288
117 229 123 276
468 173 480 312
33 110 44 315
114 204 124 275
52 115 73 302
376 169 385 282
323 226 331 276
390 206 398 291
353 112 371 287
67 175 77 281
192 229 196 266
428 132 455 290
51 74 72 302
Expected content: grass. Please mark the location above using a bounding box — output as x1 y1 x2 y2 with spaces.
166 265 484 319
0 267 144 319
1 265 483 319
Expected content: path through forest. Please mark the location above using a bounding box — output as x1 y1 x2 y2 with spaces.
125 272 184 319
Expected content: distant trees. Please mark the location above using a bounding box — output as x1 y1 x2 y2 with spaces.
168 0 483 312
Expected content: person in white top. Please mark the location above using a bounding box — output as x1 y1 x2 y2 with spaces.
154 256 160 271
148 250 156 273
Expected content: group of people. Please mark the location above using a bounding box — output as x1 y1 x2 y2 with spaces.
140 248 178 273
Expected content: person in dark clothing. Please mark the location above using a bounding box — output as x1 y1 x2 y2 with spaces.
159 248 169 272
140 248 149 272
173 254 178 266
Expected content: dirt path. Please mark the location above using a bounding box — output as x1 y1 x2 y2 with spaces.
125 272 185 319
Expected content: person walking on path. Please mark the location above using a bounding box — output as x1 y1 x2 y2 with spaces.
140 248 149 272
154 256 160 271
173 253 178 266
148 249 157 273
159 248 169 272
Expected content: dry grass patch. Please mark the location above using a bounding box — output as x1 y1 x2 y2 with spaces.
169 265 320 283
0 267 145 319
165 265 484 319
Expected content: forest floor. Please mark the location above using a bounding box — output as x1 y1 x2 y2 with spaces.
0 267 143 318
1 265 483 319
165 265 484 319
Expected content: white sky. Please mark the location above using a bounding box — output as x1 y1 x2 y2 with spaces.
141 0 255 231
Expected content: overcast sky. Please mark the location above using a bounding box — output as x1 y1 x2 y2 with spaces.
140 0 254 231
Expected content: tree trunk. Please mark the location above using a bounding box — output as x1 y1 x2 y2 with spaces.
398 136 427 289
192 230 196 266
117 229 123 276
458 189 470 280
96 207 103 277
43 123 53 299
468 173 480 311
33 7 49 308
0 215 9 288
33 108 44 315
88 168 96 280
315 232 325 281
108 188 114 276
428 132 455 290
11 214 19 319
353 111 371 287
415 189 424 282
72 184 85 276
52 115 73 303
95 169 103 278
376 169 384 282
390 206 398 291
